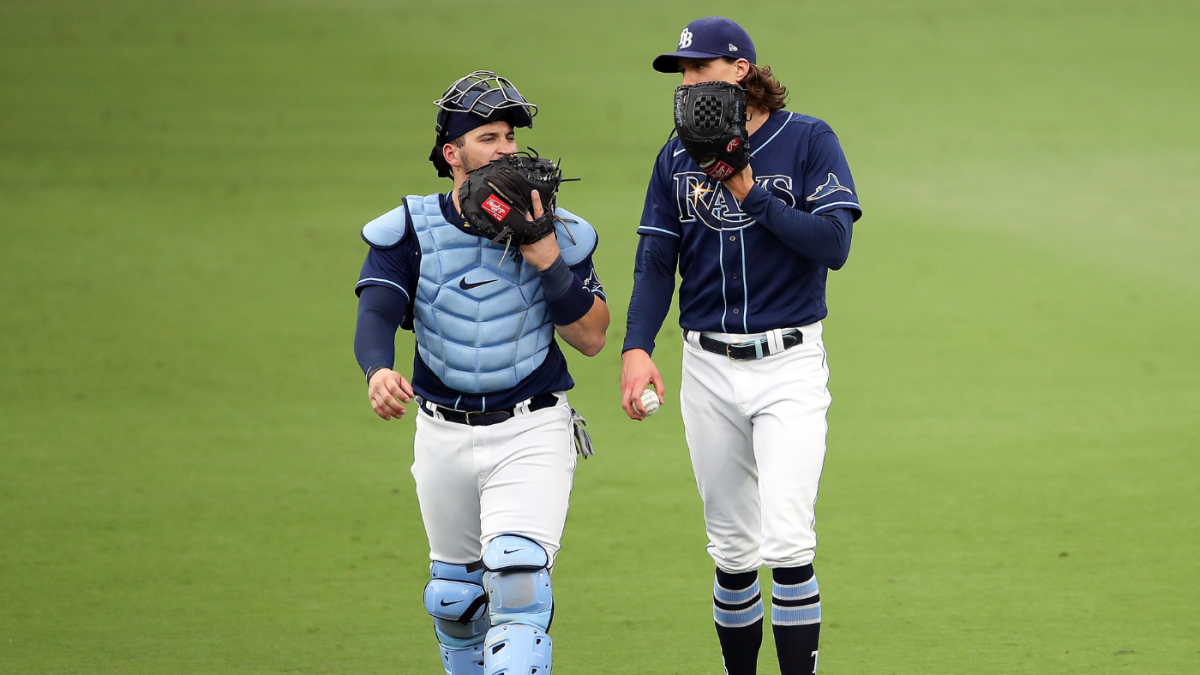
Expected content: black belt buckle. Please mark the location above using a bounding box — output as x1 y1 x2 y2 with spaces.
701 329 802 361
728 340 756 360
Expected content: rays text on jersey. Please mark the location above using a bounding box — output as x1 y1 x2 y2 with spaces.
673 172 795 230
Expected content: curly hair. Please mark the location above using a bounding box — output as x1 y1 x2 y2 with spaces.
731 60 788 111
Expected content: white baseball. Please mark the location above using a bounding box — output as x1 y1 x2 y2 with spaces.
640 388 661 416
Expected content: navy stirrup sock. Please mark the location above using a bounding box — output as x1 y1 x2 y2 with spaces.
713 568 764 675
771 565 821 674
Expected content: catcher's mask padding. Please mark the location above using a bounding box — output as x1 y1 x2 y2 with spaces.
430 71 537 178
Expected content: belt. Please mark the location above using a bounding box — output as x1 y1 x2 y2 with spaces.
696 328 803 361
417 393 560 426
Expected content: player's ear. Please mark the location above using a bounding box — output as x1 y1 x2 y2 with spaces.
442 143 461 169
735 58 751 82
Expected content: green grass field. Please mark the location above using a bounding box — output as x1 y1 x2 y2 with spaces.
3 1 1198 673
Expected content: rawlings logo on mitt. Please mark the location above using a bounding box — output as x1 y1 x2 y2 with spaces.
459 151 575 257
673 82 749 181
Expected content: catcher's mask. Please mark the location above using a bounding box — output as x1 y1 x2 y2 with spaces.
429 71 538 178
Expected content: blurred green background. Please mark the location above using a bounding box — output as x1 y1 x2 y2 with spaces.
2 1 1197 673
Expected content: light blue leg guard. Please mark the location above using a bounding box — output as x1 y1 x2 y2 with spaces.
481 535 555 675
424 561 490 675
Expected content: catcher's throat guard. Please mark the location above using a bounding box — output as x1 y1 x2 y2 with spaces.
673 81 750 181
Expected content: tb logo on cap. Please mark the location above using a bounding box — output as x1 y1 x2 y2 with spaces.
679 27 693 49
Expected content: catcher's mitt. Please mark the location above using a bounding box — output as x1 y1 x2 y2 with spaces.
673 81 749 181
459 151 567 253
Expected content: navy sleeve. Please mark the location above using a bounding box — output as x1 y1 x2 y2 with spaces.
355 202 419 311
635 148 684 240
624 149 682 355
354 285 408 379
356 244 417 305
355 212 419 331
569 255 606 301
622 233 680 355
739 190 855 269
801 131 862 219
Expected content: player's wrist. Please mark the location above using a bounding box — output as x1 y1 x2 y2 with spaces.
521 236 560 271
724 172 753 200
538 255 574 299
365 365 393 386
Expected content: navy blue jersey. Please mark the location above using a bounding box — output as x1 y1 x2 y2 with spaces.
356 192 605 411
624 109 861 352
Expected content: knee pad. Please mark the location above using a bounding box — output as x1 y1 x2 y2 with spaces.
481 535 553 632
424 561 490 651
440 644 485 675
484 624 552 675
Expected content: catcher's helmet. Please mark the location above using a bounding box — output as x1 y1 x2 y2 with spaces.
429 71 537 178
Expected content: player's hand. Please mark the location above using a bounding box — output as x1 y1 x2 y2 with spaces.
724 163 754 202
367 368 414 421
620 349 666 421
519 190 560 271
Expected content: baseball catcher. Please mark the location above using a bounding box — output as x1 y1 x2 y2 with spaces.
353 70 609 675
673 80 750 181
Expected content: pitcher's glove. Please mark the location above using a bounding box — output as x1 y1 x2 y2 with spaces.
459 151 565 250
673 81 749 181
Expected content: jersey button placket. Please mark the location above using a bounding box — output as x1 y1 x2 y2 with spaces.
722 230 745 330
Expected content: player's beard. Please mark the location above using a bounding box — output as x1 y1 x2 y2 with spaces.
459 147 486 175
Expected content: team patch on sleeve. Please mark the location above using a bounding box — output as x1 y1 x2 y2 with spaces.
805 173 854 202
581 263 605 299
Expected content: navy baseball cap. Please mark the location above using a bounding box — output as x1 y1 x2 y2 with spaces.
653 17 757 73
440 88 534 141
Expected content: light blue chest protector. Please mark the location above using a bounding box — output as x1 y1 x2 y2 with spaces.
404 193 597 394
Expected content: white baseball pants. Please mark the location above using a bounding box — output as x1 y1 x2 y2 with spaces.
411 395 577 566
679 322 831 573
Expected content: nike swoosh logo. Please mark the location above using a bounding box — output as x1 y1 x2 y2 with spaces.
459 277 497 290
439 599 461 606
503 549 522 554
673 148 688 156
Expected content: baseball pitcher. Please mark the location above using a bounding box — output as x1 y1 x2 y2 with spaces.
353 71 609 675
620 18 862 675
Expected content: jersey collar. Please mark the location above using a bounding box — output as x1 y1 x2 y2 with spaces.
748 108 781 140
748 109 792 158
439 191 477 236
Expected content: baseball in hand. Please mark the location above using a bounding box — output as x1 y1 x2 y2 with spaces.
640 388 661 416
